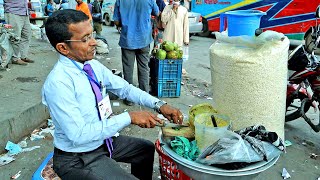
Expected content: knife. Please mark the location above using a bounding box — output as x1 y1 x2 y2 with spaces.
156 120 189 128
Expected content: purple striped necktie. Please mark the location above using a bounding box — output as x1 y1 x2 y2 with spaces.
83 64 113 158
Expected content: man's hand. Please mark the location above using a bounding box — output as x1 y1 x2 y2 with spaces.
159 104 184 124
129 111 162 128
173 1 179 10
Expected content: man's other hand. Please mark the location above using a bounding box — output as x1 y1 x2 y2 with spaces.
159 104 183 124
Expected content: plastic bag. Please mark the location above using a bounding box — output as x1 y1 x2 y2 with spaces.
182 45 189 61
195 130 282 165
0 32 13 68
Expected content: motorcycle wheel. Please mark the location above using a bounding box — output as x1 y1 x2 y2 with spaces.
285 96 312 122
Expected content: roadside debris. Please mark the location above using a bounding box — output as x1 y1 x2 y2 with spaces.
182 68 187 76
282 168 291 179
310 153 318 160
284 140 293 147
5 141 22 155
0 153 15 167
18 139 27 148
11 171 21 179
30 134 45 141
113 102 120 107
22 146 41 153
96 39 109 54
30 119 55 141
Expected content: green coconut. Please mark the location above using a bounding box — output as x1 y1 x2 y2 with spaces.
162 41 175 52
177 49 183 59
156 49 167 60
166 50 178 59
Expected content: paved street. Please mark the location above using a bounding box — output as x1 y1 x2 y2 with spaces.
0 25 319 180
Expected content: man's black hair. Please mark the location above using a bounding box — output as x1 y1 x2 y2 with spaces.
45 9 89 50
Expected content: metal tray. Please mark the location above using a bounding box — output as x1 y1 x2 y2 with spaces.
159 132 280 179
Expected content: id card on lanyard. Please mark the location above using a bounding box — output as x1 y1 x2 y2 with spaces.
98 83 112 119
71 60 113 119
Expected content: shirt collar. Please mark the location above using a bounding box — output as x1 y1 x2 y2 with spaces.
59 54 87 75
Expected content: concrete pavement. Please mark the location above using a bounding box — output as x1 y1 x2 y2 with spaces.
0 25 319 180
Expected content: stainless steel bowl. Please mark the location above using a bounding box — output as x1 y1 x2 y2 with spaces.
159 132 280 180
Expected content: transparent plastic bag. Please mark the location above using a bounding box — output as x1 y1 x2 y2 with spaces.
196 131 282 165
182 45 189 61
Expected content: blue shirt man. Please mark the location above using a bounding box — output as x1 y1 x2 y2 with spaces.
113 0 159 105
113 0 159 49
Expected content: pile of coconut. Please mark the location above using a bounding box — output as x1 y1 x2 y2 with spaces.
152 41 183 60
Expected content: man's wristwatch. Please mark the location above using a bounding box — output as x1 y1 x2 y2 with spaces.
154 100 167 113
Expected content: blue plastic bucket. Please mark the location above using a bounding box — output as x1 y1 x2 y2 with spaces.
220 10 266 36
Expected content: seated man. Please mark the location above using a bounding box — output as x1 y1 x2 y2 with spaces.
42 9 184 180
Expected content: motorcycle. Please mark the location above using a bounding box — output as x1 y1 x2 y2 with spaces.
285 6 320 132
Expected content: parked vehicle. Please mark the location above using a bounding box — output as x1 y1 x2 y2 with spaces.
101 0 116 26
188 11 203 35
285 6 320 132
191 0 320 39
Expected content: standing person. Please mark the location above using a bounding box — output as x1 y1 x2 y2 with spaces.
161 0 189 47
46 0 55 16
113 0 159 106
4 0 34 65
59 0 69 10
152 0 167 48
43 9 184 180
87 0 93 14
92 0 102 36
75 0 92 21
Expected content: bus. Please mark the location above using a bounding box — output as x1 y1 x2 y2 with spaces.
191 0 320 40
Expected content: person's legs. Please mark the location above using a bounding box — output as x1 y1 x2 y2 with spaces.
20 16 33 62
121 48 136 105
53 146 137 180
93 22 102 36
112 135 155 180
121 48 136 85
135 45 150 92
4 13 27 65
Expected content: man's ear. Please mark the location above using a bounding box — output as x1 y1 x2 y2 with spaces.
56 42 69 56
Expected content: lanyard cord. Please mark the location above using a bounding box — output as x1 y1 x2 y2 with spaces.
70 60 101 89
